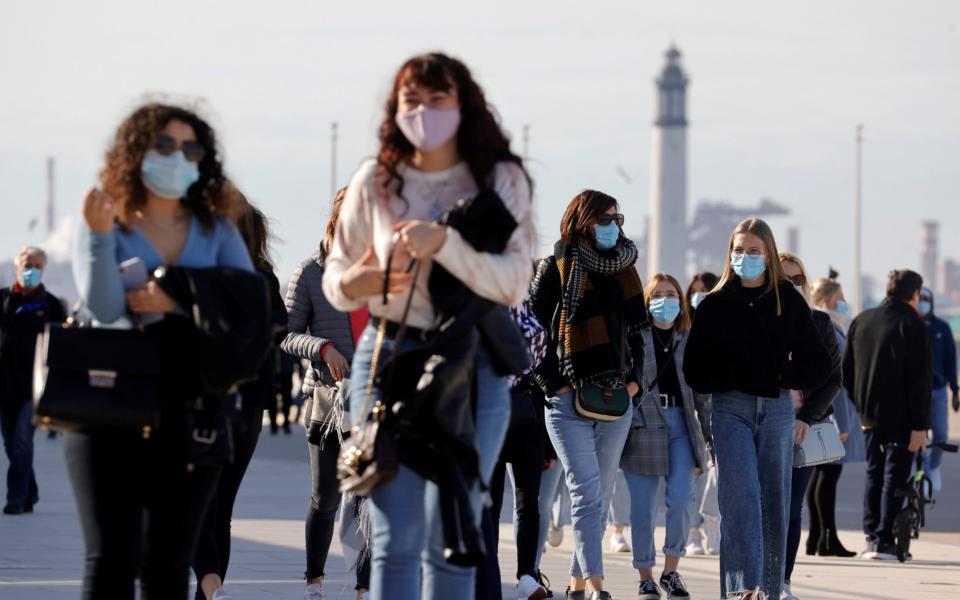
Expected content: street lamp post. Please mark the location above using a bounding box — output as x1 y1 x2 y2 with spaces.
853 124 864 313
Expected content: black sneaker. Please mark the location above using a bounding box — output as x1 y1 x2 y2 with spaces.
588 592 612 600
638 579 662 600
870 542 898 561
565 588 585 600
659 572 690 599
536 571 554 597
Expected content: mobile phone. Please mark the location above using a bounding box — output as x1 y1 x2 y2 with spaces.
119 257 148 292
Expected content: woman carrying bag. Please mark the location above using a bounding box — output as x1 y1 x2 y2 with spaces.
620 273 710 600
529 190 646 600
683 218 831 600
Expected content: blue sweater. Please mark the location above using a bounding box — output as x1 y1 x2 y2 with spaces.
73 216 253 325
926 314 958 392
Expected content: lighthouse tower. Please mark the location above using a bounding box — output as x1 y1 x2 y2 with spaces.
647 46 689 280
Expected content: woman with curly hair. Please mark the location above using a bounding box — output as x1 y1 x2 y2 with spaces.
322 52 535 600
71 102 253 599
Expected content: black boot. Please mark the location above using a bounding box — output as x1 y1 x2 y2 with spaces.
817 528 857 557
805 530 820 555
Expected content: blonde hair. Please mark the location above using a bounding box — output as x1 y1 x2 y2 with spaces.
811 278 842 310
644 273 691 332
714 218 787 316
778 251 810 296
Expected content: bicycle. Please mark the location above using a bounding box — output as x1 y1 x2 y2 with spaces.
892 441 959 562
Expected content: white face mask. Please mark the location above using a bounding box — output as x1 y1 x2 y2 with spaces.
395 105 461 151
140 150 200 199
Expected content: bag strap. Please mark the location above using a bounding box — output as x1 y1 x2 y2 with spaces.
646 338 679 394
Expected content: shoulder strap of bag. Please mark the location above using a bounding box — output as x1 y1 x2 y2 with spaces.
646 339 679 393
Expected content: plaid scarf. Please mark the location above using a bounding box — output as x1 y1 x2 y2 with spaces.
554 239 646 387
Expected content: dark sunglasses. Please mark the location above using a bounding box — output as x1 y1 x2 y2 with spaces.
153 134 206 163
596 213 625 227
788 274 806 287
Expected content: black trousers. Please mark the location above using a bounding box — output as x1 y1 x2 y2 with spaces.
806 462 844 543
192 397 264 599
784 466 814 583
306 435 342 579
863 429 915 545
65 427 221 600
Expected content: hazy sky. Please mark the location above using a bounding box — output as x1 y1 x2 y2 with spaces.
2 1 959 297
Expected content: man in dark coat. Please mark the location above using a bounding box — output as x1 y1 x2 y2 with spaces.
0 246 67 514
843 269 930 560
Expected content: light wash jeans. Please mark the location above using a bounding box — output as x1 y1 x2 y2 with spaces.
535 462 566 568
624 406 696 569
929 385 949 471
711 390 793 599
350 325 510 600
544 390 632 579
608 469 631 526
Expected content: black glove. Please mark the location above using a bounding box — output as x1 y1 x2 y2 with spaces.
952 388 959 413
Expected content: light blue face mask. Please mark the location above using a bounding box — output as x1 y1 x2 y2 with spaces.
918 300 932 317
835 300 849 315
593 222 620 251
19 267 42 288
730 252 766 281
649 297 681 325
141 149 200 199
690 291 707 309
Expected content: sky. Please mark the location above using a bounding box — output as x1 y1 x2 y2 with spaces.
1 0 959 301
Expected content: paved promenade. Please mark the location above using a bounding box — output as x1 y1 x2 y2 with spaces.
1 423 958 600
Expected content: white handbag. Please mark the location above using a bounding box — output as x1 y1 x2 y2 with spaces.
794 416 846 468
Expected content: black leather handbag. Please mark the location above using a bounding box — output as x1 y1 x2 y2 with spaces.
33 321 162 434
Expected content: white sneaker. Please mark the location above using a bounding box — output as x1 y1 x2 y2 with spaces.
929 466 942 492
703 515 721 555
685 527 705 555
780 582 799 600
305 583 326 600
517 574 549 600
360 593 370 600
211 590 233 600
609 530 631 553
547 520 564 547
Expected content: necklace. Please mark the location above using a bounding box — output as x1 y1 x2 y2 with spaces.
136 210 187 230
652 327 673 353
422 176 453 220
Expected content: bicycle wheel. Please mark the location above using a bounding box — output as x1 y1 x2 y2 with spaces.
893 508 916 562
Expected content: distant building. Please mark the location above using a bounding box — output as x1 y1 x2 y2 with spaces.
941 258 960 305
922 220 939 294
687 198 790 276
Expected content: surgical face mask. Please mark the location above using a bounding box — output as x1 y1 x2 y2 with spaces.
395 105 461 152
141 149 200 199
19 267 42 288
690 291 708 309
593 222 620 251
649 297 681 325
835 300 849 315
730 252 766 281
918 300 932 316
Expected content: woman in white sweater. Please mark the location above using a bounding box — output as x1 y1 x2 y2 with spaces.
322 52 535 600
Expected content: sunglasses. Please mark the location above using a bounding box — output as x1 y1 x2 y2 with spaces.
788 274 806 287
153 134 206 163
596 213 625 227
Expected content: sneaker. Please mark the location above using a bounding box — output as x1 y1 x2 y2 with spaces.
548 520 564 547
518 574 549 600
211 589 233 600
2 504 26 515
685 527 705 555
728 589 768 600
702 515 721 555
360 593 370 600
305 583 326 600
610 530 631 553
780 582 798 600
869 542 898 561
588 593 612 600
860 538 878 560
535 571 554 597
659 571 690 599
565 588 585 600
929 466 942 492
639 579 662 599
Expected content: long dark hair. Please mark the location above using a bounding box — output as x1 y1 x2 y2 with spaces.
376 52 530 201
236 197 274 273
559 190 619 245
100 102 231 231
686 271 718 313
321 187 348 256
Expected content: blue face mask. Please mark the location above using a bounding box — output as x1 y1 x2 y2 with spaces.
835 300 849 315
690 291 707 309
649 297 681 325
19 267 42 288
593 222 620 251
730 252 766 281
918 300 932 317
141 149 200 199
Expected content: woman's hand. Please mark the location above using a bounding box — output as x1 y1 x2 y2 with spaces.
542 458 557 472
794 419 810 444
627 381 640 397
83 188 117 233
340 246 413 301
323 346 350 382
839 432 849 442
790 389 804 412
395 220 447 259
694 467 703 477
126 281 176 314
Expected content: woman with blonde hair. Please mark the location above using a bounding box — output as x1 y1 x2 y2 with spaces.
683 219 831 600
620 273 710 600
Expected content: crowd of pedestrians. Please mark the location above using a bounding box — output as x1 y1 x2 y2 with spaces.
0 50 956 600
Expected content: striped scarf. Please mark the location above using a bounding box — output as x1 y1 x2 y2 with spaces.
555 239 646 387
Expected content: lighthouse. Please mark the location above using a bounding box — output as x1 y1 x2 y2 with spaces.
647 45 689 280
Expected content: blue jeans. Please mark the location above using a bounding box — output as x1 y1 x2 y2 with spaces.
545 390 632 579
536 462 565 568
608 469 631 526
624 406 696 569
350 325 510 600
784 466 814 584
929 386 949 471
0 400 38 508
711 391 793 599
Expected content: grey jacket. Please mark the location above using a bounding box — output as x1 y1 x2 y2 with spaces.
620 328 711 476
281 249 356 432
